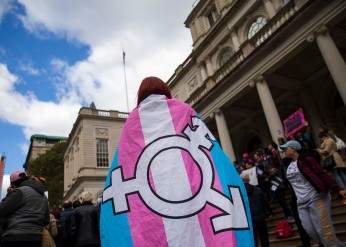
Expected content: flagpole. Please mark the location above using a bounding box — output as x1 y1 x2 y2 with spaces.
122 50 130 112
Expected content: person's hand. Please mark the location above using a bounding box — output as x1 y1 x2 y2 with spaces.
339 189 346 199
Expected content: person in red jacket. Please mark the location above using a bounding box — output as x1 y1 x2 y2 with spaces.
280 140 346 247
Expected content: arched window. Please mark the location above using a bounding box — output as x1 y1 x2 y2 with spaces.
247 16 267 39
219 47 235 67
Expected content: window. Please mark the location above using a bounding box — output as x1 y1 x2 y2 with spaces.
219 47 235 67
247 17 267 39
207 9 218 27
96 139 109 167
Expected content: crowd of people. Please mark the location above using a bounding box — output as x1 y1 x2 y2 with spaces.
0 171 101 247
0 75 346 247
236 125 346 247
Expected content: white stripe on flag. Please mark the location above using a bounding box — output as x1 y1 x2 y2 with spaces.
139 95 206 247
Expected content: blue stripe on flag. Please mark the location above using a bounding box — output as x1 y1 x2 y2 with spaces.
209 140 254 247
100 149 134 247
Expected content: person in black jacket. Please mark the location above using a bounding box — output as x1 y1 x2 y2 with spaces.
70 191 100 247
241 173 269 247
0 170 50 247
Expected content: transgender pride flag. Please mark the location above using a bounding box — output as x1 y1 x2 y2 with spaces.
101 95 254 247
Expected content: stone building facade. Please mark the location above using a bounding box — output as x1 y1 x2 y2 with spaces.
167 0 346 161
63 106 128 202
24 134 68 167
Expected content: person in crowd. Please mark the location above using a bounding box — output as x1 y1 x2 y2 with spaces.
277 137 286 159
319 124 337 142
51 211 63 247
63 200 81 247
243 153 249 161
253 152 265 170
268 142 282 168
70 191 100 247
250 153 274 218
0 170 50 247
265 165 294 222
42 209 58 247
288 135 296 141
72 200 81 209
31 176 58 247
317 132 346 189
241 173 269 247
281 147 322 247
239 153 250 167
100 76 254 246
233 160 241 174
61 200 74 222
280 140 346 247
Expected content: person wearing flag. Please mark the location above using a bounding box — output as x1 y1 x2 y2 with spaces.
100 76 254 247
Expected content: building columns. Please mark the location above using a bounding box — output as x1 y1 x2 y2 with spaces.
205 57 214 77
251 75 285 142
263 0 276 18
229 27 241 50
199 62 208 81
308 25 346 105
213 110 236 161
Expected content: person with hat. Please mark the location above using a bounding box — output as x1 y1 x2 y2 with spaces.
240 173 269 247
0 170 50 247
280 140 346 247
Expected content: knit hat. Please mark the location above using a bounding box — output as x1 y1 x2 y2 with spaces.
10 170 28 183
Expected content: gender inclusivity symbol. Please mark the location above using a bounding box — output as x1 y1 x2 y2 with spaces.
103 116 249 233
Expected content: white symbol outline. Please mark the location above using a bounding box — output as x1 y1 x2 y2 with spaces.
103 116 250 234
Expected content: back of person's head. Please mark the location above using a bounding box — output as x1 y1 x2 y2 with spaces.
81 191 93 203
319 124 329 132
271 142 278 150
277 137 286 145
10 170 29 187
264 148 271 156
72 200 81 209
318 131 328 138
63 200 73 209
52 210 61 220
137 76 172 106
240 173 250 184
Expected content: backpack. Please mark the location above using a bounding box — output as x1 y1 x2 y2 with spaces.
275 220 293 239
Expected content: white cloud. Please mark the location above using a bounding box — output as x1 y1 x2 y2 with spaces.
0 0 11 23
18 59 41 75
0 1 194 153
1 175 10 200
0 64 80 139
20 143 29 156
16 1 193 112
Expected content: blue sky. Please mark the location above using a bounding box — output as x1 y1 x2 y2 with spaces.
0 0 194 198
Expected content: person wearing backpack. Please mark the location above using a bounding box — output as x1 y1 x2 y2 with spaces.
280 140 346 247
241 173 269 247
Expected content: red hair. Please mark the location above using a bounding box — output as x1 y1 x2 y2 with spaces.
137 76 172 106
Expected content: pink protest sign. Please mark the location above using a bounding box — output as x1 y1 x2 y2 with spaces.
283 108 305 138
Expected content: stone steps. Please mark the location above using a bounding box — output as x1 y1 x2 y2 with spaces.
263 192 346 247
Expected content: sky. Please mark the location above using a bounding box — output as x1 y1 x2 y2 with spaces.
0 0 195 198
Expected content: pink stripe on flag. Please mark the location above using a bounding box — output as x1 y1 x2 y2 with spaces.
118 109 168 247
167 99 237 246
